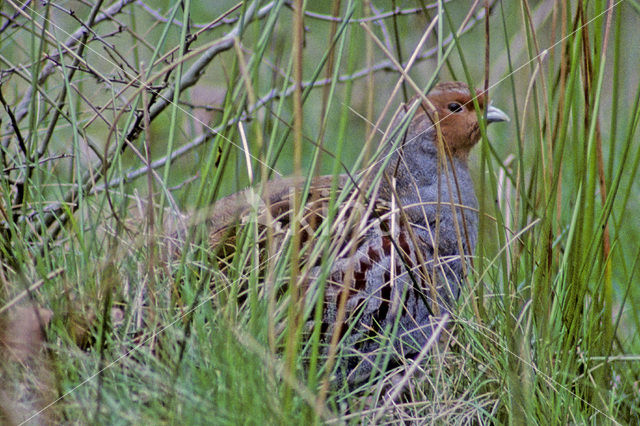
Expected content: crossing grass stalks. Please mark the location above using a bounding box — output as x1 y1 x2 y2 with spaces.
1 0 639 423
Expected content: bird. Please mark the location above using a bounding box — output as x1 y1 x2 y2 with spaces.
197 81 509 386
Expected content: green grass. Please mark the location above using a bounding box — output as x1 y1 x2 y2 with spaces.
1 0 639 424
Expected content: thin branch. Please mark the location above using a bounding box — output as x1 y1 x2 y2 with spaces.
89 5 489 196
142 2 260 129
0 86 28 156
0 0 31 34
41 1 266 241
8 0 136 125
135 0 276 30
288 0 450 23
36 0 106 159
3 153 73 172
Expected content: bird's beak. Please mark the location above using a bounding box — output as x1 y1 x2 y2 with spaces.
486 103 510 124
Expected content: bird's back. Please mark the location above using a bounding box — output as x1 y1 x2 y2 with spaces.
200 170 474 385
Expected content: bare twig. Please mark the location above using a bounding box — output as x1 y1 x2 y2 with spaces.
287 0 449 23
3 153 73 172
41 1 265 241
0 0 31 34
36 0 106 159
90 5 489 195
135 0 276 30
6 0 136 125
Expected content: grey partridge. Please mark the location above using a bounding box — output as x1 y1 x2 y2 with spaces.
202 81 509 385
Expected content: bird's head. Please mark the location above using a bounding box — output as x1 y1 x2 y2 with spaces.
404 81 509 160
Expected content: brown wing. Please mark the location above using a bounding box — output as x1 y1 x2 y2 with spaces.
205 174 348 261
200 174 456 385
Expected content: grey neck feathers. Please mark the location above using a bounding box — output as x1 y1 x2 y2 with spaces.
374 125 479 256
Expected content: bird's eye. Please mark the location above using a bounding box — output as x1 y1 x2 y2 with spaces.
448 102 463 113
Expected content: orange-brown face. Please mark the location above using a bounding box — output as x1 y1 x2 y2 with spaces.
419 81 508 159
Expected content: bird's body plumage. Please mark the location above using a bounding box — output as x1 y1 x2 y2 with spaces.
199 81 508 385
